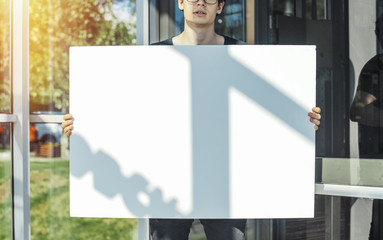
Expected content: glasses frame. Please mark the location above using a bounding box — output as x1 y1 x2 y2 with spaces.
186 0 218 5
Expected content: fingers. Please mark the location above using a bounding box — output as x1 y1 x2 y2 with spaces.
62 114 74 137
312 107 321 114
63 125 74 137
308 111 321 120
310 117 320 126
309 107 321 131
61 119 73 129
63 114 73 121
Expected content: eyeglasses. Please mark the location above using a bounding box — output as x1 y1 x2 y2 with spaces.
186 0 218 5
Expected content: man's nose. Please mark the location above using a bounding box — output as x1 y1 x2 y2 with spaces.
196 0 206 5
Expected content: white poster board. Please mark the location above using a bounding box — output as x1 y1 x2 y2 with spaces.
70 45 316 219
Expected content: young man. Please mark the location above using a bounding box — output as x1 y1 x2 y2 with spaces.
63 0 322 239
152 0 244 46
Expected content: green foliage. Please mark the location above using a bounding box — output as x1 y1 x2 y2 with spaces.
0 0 136 113
29 160 137 240
0 161 12 240
29 0 136 113
0 0 11 112
0 160 137 240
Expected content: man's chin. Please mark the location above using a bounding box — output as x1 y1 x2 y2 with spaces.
187 19 214 27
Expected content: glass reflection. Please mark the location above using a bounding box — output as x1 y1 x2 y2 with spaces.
30 123 137 240
350 13 383 160
272 0 295 16
30 123 62 158
271 0 326 20
241 196 329 240
0 0 11 113
29 0 137 114
216 0 245 41
262 196 348 240
0 123 12 240
322 158 383 187
326 196 378 240
187 196 329 240
348 3 383 237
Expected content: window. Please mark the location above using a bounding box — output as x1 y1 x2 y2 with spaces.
0 0 12 239
4 0 383 239
0 123 12 240
0 0 11 114
29 0 138 239
30 0 137 114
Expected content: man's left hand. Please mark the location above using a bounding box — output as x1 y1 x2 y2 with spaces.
308 107 321 131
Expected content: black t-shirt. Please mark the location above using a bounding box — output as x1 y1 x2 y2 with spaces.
151 35 247 45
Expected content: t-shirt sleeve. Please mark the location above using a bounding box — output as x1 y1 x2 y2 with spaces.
150 38 173 45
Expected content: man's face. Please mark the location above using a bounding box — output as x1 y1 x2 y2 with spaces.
178 0 225 27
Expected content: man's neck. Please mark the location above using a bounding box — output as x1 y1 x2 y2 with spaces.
173 21 224 45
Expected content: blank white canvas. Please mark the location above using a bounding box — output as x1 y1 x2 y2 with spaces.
69 45 316 219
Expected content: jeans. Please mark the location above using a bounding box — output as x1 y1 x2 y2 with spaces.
150 219 246 240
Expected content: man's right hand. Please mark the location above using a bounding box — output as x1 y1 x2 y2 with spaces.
62 114 74 137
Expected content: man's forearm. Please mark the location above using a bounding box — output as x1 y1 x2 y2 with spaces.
350 102 383 127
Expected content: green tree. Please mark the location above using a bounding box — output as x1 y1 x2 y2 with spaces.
29 0 136 113
0 0 11 113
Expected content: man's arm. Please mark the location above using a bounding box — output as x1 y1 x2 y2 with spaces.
350 91 383 127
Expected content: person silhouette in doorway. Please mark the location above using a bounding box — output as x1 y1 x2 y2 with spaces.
350 13 383 240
